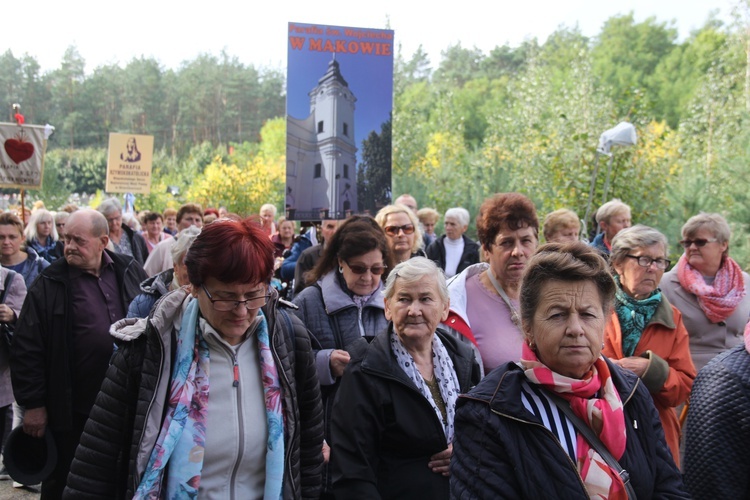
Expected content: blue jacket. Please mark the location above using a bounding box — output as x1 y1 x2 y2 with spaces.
589 232 610 256
450 358 689 499
127 269 174 319
280 234 313 281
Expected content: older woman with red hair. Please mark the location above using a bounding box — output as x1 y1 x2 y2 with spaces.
65 218 324 499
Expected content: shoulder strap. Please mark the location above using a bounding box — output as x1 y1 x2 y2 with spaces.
0 270 16 304
545 391 638 500
278 308 296 354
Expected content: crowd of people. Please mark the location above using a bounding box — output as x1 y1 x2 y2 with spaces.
0 192 745 499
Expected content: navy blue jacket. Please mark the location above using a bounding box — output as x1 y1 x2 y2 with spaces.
450 358 689 499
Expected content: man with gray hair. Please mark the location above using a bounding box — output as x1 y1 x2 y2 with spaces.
590 198 632 256
10 209 147 498
425 207 480 278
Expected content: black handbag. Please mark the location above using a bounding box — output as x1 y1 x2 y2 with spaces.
0 270 18 347
545 390 638 500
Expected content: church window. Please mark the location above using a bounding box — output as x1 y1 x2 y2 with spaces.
317 121 324 133
314 163 322 178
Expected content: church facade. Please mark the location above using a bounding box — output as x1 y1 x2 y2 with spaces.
286 58 358 220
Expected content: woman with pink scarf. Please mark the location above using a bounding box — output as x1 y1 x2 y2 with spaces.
660 213 750 372
451 242 688 498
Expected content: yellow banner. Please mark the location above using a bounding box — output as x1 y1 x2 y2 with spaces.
106 133 154 194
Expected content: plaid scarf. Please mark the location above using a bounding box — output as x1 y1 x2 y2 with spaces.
520 344 628 499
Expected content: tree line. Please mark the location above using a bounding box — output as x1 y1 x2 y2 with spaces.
2 8 749 268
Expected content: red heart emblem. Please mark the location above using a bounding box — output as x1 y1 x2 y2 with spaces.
4 138 34 164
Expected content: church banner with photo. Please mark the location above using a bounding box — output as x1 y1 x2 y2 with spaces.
106 133 154 194
286 22 394 220
0 122 50 189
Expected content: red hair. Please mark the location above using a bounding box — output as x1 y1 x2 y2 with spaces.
184 217 275 286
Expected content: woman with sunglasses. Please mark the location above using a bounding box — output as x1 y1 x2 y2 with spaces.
292 215 394 498
375 204 425 263
660 213 750 373
602 225 696 467
65 217 324 498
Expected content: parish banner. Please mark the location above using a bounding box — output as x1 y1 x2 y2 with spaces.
286 22 394 220
0 122 50 189
106 133 154 194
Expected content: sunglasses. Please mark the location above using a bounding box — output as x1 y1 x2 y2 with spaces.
346 262 388 275
383 224 415 236
679 238 718 248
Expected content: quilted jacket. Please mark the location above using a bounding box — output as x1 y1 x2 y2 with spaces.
684 344 750 499
64 288 324 499
450 358 689 499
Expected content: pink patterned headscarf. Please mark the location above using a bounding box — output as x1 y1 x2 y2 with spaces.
677 254 746 323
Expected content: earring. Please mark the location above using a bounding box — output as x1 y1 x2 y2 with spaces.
339 266 344 273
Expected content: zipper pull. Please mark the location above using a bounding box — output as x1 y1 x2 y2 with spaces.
633 419 638 429
233 358 239 388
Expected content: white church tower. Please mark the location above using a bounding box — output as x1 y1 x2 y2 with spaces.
287 57 358 219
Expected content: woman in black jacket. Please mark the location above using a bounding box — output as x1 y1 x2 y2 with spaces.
450 242 689 499
331 258 480 499
65 218 323 499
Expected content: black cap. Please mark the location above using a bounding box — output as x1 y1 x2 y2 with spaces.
3 427 57 485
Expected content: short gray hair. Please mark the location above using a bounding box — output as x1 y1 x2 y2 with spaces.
610 225 668 268
682 212 731 244
98 198 122 218
445 207 470 228
383 257 449 303
595 198 631 224
171 226 201 265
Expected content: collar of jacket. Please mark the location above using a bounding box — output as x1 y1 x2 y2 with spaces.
359 324 476 392
445 262 490 325
317 270 385 315
39 248 134 282
464 357 641 420
645 293 676 329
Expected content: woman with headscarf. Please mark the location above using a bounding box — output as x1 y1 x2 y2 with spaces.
603 225 696 467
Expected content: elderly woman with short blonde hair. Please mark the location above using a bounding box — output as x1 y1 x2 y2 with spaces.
375 204 425 263
661 212 750 372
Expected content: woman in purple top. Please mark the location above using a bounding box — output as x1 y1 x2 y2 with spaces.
443 193 539 375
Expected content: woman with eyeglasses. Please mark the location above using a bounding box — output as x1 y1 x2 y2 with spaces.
375 204 425 263
602 225 696 467
292 215 394 498
660 213 750 373
65 217 324 499
443 193 539 376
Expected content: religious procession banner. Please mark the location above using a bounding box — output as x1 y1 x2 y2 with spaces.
0 122 50 189
286 22 394 220
106 133 154 194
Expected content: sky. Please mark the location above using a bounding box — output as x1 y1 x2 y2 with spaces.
1 0 733 75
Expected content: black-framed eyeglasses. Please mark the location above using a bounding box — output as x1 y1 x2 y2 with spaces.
201 284 271 311
678 238 718 249
625 255 670 270
383 224 415 236
345 261 388 275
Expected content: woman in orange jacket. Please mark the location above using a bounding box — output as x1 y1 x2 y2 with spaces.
603 225 696 468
